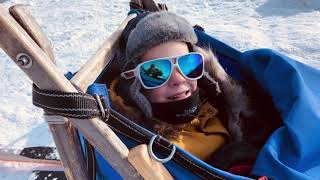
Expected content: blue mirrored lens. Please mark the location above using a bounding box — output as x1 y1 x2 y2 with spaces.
140 59 171 88
178 53 203 79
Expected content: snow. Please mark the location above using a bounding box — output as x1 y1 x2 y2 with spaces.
0 0 319 179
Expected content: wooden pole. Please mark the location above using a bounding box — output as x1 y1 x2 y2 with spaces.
0 5 141 179
128 145 174 180
68 12 175 179
9 4 55 62
71 13 136 91
4 5 88 180
0 151 63 165
2 4 174 179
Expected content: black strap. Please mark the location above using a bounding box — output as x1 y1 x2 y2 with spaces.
108 109 227 180
32 85 109 120
32 85 225 179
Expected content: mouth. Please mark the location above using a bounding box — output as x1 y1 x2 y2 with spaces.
167 90 191 101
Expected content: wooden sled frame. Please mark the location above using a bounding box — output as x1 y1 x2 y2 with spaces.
0 2 172 180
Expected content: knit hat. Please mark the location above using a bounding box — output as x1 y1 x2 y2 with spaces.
121 11 198 119
126 11 198 63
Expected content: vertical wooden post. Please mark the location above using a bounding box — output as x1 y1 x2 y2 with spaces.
5 5 88 180
1 3 175 179
0 5 141 179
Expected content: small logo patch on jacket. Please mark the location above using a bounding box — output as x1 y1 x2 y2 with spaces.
176 106 198 117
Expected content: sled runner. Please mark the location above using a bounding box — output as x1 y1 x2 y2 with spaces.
1 1 320 180
0 147 72 179
0 147 64 180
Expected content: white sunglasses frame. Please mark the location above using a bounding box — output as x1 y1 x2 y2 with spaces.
121 52 205 89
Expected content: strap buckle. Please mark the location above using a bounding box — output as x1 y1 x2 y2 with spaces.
93 93 110 122
148 135 176 163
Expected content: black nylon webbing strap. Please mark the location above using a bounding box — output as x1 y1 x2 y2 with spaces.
108 109 226 180
32 85 107 119
32 84 226 179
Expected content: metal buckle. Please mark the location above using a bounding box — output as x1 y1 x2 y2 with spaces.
148 135 176 163
93 93 109 122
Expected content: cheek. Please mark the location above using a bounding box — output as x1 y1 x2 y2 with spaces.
143 80 198 103
189 80 198 92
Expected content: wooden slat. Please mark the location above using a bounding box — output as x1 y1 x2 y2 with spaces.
2 6 88 180
0 5 141 179
69 11 175 179
70 13 136 91
48 118 89 180
128 145 174 180
9 4 55 62
0 151 62 165
8 5 88 180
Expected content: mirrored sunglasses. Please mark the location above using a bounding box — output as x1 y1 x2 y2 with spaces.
121 52 204 89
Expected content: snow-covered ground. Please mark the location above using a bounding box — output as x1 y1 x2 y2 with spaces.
0 0 319 179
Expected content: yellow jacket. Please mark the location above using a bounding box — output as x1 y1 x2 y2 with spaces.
109 78 229 161
169 102 229 161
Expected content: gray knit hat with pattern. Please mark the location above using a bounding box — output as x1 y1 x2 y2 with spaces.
124 11 198 118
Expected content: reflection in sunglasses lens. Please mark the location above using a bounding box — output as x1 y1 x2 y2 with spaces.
140 59 171 88
138 54 203 89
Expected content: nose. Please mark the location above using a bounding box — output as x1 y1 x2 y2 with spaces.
168 67 186 87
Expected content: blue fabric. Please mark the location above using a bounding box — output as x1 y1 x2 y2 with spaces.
84 83 122 180
87 84 111 108
239 49 320 180
63 73 122 179
64 71 74 80
116 129 251 180
83 84 250 180
78 133 122 180
72 27 320 180
94 148 122 180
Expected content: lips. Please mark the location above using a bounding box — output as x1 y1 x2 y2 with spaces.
168 90 191 100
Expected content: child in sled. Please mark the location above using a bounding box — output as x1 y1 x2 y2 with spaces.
107 11 281 172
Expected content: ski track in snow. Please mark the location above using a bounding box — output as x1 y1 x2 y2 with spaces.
0 0 319 179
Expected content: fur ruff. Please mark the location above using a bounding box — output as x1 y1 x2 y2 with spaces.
196 47 253 141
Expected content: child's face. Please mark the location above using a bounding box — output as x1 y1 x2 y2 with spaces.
141 41 198 103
